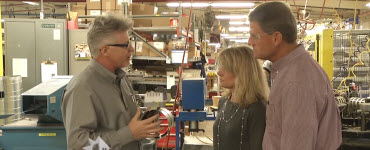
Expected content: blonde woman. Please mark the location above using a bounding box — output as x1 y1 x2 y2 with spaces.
213 46 269 150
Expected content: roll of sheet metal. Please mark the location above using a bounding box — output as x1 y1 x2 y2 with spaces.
3 76 22 124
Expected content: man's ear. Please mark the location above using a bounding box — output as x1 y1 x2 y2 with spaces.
273 32 283 47
100 45 109 56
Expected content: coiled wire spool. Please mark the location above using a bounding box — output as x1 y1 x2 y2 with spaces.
336 96 347 112
349 97 366 114
336 96 347 104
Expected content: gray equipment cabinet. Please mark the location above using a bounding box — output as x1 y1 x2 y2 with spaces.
4 19 68 92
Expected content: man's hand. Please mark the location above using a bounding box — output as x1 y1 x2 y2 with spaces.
129 107 163 140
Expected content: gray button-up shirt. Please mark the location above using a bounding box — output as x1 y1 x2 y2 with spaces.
263 45 342 150
62 59 140 150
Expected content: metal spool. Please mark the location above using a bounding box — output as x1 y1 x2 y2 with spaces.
141 108 174 139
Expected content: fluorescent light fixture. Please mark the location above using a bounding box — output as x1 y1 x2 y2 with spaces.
23 1 39 5
367 2 370 7
229 27 250 32
167 2 254 8
166 3 210 8
220 34 229 37
229 21 250 25
212 3 254 8
216 15 248 20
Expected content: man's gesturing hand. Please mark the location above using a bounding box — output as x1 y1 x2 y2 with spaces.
129 108 163 140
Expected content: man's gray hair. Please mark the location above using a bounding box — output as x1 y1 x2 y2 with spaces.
249 2 297 43
87 15 133 57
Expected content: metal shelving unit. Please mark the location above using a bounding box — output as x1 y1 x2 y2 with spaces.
133 27 177 33
132 56 167 61
132 80 166 85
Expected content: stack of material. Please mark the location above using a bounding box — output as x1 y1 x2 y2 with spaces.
1 76 22 125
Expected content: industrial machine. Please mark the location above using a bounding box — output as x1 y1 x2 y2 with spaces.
337 94 370 150
329 30 370 149
175 78 215 150
4 19 68 92
0 76 71 150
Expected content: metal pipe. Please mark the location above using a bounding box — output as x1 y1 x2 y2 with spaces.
122 2 128 17
178 1 182 38
40 0 44 19
189 109 199 132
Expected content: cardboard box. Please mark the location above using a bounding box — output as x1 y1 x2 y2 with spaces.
71 4 86 17
132 3 155 15
167 16 190 28
188 46 197 58
166 41 174 57
181 16 190 28
77 2 86 5
149 42 166 57
131 3 155 27
134 19 152 27
102 0 115 10
133 42 149 56
152 18 171 27
87 9 101 22
102 10 122 16
87 0 101 10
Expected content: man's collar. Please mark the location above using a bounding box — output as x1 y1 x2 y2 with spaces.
271 44 305 71
90 59 126 83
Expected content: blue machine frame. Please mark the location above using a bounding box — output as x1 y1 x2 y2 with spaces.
0 77 71 150
175 79 215 150
175 112 215 150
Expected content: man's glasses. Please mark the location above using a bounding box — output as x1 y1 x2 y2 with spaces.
108 43 131 48
250 33 263 41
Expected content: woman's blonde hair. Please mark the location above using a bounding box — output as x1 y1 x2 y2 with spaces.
218 46 269 107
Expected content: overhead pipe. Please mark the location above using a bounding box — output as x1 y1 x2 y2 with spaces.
40 0 44 19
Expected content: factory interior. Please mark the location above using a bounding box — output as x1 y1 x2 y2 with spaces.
0 0 370 150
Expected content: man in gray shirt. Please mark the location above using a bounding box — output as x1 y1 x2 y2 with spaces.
62 15 162 149
248 2 342 150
